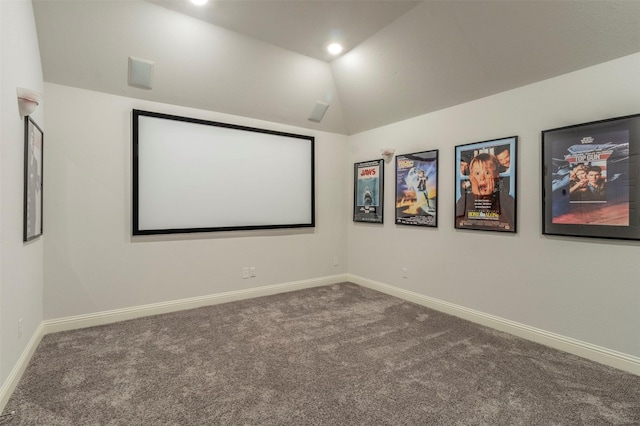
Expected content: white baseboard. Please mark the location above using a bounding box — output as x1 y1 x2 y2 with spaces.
42 274 349 335
0 323 45 413
347 274 640 376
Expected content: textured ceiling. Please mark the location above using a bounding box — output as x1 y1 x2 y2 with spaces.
32 0 640 135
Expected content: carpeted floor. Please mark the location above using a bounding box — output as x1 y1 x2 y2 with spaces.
3 283 640 425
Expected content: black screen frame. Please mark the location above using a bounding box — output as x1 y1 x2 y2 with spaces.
132 109 315 236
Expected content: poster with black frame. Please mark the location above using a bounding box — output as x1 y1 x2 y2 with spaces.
395 150 438 227
542 113 640 240
455 136 517 232
353 159 384 223
24 116 44 242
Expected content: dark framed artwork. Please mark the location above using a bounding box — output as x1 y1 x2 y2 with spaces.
455 136 517 232
354 159 384 223
395 150 438 227
24 116 44 242
542 113 640 240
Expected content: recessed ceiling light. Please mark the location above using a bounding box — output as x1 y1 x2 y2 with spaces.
190 0 208 5
327 43 343 55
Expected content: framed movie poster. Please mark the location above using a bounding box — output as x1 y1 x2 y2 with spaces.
354 159 384 223
395 150 438 227
455 136 517 232
542 113 640 240
24 116 44 242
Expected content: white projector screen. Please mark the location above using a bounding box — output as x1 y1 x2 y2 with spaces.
132 110 315 235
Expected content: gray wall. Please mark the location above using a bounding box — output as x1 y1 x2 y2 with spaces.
42 83 348 320
0 0 44 385
348 53 640 358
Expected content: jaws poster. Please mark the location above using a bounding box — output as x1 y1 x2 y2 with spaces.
354 159 384 223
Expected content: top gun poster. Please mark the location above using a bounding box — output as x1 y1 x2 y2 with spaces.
395 150 438 227
354 159 384 223
543 114 640 240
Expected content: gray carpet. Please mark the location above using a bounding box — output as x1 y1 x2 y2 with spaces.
3 283 640 425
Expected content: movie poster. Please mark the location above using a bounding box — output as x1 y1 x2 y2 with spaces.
547 129 629 226
455 136 517 232
395 150 438 227
24 117 44 241
353 159 384 223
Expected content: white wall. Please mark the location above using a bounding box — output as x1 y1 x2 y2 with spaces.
348 53 640 358
0 0 44 384
42 83 348 319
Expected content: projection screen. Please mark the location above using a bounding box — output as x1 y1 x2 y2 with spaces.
132 110 315 235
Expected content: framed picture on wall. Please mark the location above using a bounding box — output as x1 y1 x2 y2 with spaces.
24 116 44 242
542 113 640 240
354 159 384 223
395 150 438 227
455 136 517 232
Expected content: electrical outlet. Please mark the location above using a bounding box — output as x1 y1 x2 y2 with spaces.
402 268 408 278
333 256 339 266
242 267 250 279
18 318 23 338
250 267 256 277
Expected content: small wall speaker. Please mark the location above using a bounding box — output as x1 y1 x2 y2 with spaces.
128 57 154 90
308 101 330 123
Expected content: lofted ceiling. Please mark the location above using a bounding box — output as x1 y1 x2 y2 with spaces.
148 0 422 62
32 0 640 135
